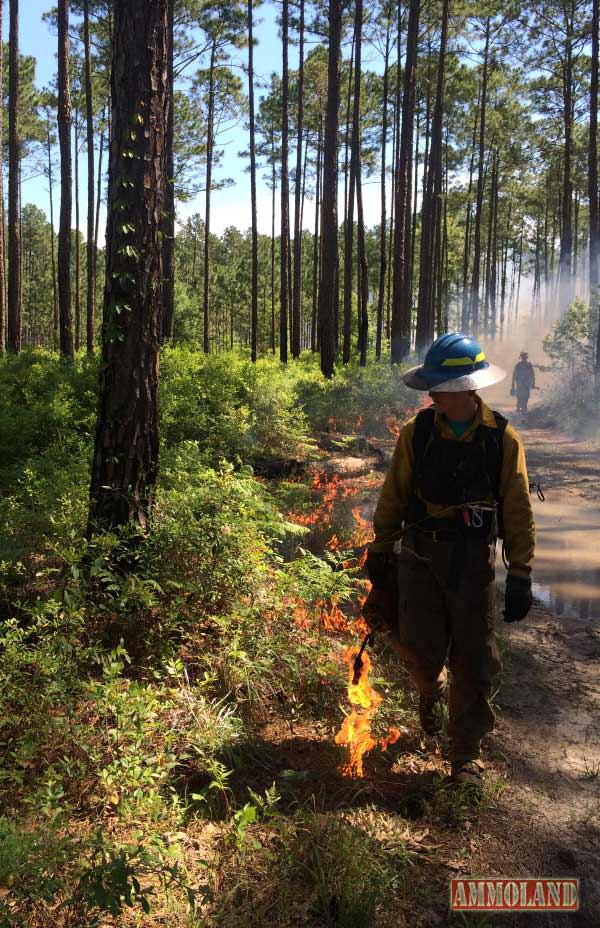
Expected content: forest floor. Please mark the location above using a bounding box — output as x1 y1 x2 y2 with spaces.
224 397 600 927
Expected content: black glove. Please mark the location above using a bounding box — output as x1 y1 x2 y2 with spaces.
364 550 397 633
365 550 395 588
504 574 533 623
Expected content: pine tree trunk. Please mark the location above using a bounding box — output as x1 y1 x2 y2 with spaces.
7 0 21 352
343 17 359 364
161 0 175 341
271 133 276 354
84 0 96 353
280 0 290 363
591 0 600 302
469 18 490 334
352 0 368 365
376 21 391 360
0 0 5 351
248 0 259 361
88 0 171 535
203 41 217 354
386 30 401 339
318 0 342 379
559 20 574 300
47 120 59 346
74 103 81 351
390 0 420 362
311 123 322 352
461 88 479 330
57 0 74 359
490 152 498 333
94 117 104 286
415 0 448 355
291 0 304 358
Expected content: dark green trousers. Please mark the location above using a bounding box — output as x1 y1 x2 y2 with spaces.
393 530 502 766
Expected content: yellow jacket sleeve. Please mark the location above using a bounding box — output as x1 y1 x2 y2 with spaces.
500 424 535 578
371 419 416 552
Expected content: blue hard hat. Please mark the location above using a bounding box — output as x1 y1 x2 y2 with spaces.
403 333 506 391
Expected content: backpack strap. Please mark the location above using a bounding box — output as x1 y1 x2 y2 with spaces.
412 407 437 464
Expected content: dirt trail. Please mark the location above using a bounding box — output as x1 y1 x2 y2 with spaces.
489 408 600 925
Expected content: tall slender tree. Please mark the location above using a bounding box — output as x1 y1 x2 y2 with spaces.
57 0 74 358
318 0 342 378
88 0 172 534
291 0 305 358
590 0 599 303
83 0 96 352
415 0 449 353
390 0 420 362
469 17 490 334
7 0 21 352
0 0 5 351
161 0 175 341
375 4 392 360
280 0 290 363
248 0 259 361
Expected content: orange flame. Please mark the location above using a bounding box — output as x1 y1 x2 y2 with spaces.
379 727 402 752
319 599 351 634
350 507 374 547
335 646 383 777
293 601 312 629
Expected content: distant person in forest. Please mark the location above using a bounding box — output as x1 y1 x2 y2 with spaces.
511 351 536 414
364 333 535 791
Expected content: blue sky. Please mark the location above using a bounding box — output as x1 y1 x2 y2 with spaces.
18 0 386 238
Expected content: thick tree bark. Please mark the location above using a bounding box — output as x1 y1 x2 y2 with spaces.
203 41 217 354
84 0 96 353
318 0 342 378
88 0 171 534
7 0 21 352
415 0 448 354
376 21 391 360
248 0 259 361
469 18 490 334
590 0 599 305
57 0 74 359
390 0 420 362
291 0 304 358
161 0 175 342
280 0 290 363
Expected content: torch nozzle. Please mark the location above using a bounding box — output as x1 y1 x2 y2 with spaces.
352 633 374 685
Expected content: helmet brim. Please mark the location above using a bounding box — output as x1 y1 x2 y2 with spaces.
403 362 507 392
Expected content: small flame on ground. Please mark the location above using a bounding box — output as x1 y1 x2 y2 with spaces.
386 415 402 438
319 599 351 634
351 507 374 547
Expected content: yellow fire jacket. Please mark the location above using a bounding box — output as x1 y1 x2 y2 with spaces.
371 397 535 578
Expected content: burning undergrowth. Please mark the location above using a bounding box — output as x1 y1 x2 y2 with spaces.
277 466 408 780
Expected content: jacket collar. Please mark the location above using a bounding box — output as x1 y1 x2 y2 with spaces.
433 395 498 439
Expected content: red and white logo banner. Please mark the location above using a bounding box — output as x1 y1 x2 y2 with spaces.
450 878 580 912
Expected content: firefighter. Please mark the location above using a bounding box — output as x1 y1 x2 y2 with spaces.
511 351 536 414
365 333 535 789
